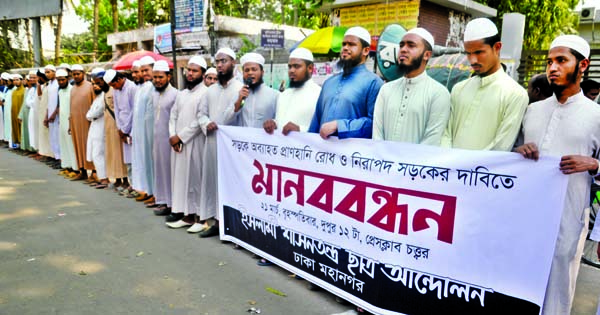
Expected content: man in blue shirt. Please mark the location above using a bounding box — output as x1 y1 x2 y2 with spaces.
308 26 383 139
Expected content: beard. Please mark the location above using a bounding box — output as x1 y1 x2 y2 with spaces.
154 83 168 92
217 68 233 84
337 54 362 75
94 88 102 95
248 77 264 91
397 53 424 75
185 76 203 90
550 63 579 95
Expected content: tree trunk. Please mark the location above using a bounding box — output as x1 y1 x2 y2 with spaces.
280 0 286 25
93 0 99 62
138 0 144 28
293 4 298 26
111 0 118 32
54 14 62 64
25 19 34 66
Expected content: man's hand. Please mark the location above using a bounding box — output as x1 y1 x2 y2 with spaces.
319 121 337 139
514 142 539 161
206 121 218 133
43 118 49 128
48 112 57 123
263 119 277 134
234 86 250 111
559 155 599 175
169 135 182 153
282 122 300 135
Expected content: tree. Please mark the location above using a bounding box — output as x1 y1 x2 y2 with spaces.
0 20 31 71
93 0 99 62
474 0 579 50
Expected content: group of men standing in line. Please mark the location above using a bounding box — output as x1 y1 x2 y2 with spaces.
1 16 598 314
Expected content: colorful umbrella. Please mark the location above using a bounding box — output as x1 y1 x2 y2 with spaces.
294 26 349 56
112 50 174 70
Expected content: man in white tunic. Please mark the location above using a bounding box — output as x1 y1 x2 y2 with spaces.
148 61 178 211
196 47 244 237
3 75 14 148
204 67 217 88
165 57 208 232
130 56 156 202
0 72 10 143
56 69 78 172
373 27 450 145
86 70 109 188
45 65 60 162
225 52 278 128
263 48 321 135
26 70 39 151
515 35 600 315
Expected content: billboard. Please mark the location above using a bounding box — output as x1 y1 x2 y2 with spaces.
0 0 62 20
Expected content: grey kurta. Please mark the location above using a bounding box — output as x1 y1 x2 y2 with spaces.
224 83 279 128
169 83 207 214
522 92 600 315
197 77 243 220
152 84 177 207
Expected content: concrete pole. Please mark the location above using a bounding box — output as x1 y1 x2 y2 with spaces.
32 17 43 67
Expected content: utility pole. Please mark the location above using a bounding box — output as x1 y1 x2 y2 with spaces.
169 0 178 86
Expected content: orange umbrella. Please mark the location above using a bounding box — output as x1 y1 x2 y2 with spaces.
112 50 173 70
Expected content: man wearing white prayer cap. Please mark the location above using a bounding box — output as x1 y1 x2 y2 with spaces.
10 73 25 149
441 17 527 151
129 54 156 203
44 63 61 164
373 27 450 145
131 60 142 85
0 72 10 143
69 62 96 182
308 25 383 139
148 59 177 212
516 34 600 315
2 72 15 148
203 67 217 87
195 47 243 237
263 47 321 135
164 55 209 228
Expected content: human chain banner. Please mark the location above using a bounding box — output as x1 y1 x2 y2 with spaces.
216 126 568 315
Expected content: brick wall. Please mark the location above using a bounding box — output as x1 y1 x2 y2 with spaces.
418 1 451 46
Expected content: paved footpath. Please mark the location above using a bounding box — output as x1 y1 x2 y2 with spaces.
0 147 599 315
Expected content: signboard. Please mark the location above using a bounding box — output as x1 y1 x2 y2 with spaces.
0 0 61 20
261 29 285 49
217 126 568 315
154 23 207 53
339 0 420 36
174 0 205 33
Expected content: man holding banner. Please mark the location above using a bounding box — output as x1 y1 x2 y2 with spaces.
516 35 600 315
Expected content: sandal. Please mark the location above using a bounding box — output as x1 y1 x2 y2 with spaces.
257 259 273 266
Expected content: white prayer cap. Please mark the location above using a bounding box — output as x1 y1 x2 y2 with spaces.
216 47 236 60
103 69 117 83
56 69 68 78
1 72 11 80
91 67 104 75
139 56 155 66
464 18 498 42
405 27 435 49
45 64 56 72
153 60 170 72
206 67 217 75
28 69 37 75
58 63 71 70
132 60 142 69
11 73 22 80
25 74 30 80
344 26 371 44
71 64 84 71
241 52 265 67
188 56 207 69
550 35 590 59
290 47 314 62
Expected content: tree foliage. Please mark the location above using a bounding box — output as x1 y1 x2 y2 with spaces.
474 0 579 50
0 20 32 71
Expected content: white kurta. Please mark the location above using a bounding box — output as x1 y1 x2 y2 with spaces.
169 83 207 214
225 84 279 128
58 86 77 169
0 87 6 141
274 79 321 132
522 92 600 315
37 84 54 158
47 79 60 159
197 77 244 220
86 92 106 179
26 86 38 150
131 81 154 193
4 88 13 147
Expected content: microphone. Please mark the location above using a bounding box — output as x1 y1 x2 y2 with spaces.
240 78 253 108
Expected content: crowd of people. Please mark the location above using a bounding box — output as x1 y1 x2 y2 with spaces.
1 17 599 314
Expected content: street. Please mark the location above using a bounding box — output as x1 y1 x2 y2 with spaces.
0 147 599 315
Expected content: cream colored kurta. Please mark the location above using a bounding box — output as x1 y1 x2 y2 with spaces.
197 77 243 220
274 79 321 132
58 85 77 169
37 84 54 157
522 92 600 315
441 68 528 151
169 83 206 214
104 88 127 179
373 71 451 145
26 85 38 150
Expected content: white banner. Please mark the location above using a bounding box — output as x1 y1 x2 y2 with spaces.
217 126 568 315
